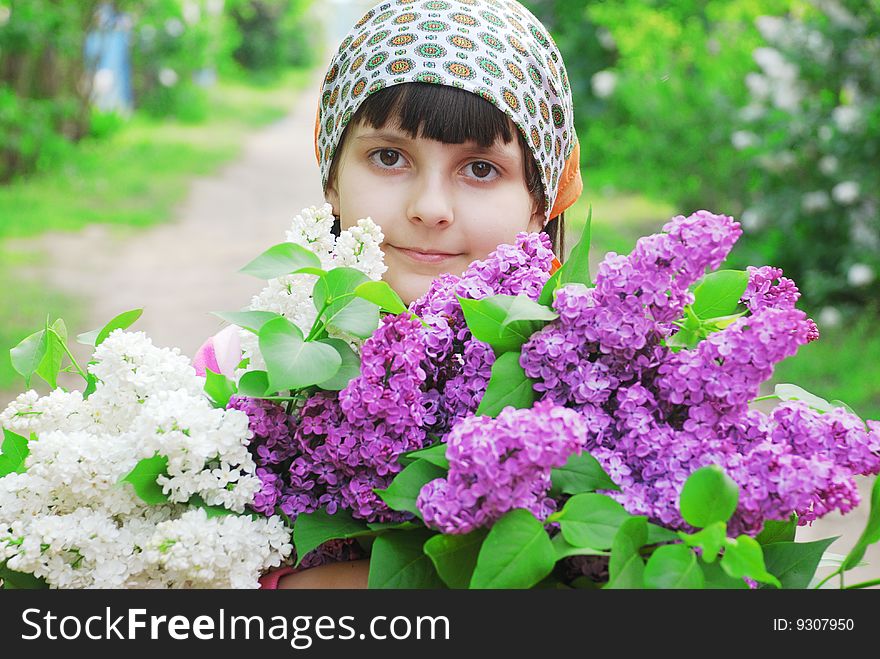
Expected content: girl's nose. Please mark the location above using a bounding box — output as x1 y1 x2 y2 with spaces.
406 170 454 228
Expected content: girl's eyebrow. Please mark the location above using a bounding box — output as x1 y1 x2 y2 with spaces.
357 131 516 156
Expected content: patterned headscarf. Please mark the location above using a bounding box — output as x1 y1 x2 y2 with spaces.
315 0 582 222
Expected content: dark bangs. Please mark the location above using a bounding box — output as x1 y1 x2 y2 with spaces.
327 83 564 258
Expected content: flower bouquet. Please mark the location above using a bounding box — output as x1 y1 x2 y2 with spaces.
2 204 879 589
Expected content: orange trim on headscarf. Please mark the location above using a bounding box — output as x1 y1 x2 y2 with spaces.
549 140 582 219
314 107 322 164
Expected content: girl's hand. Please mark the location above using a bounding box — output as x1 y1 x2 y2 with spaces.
277 559 370 589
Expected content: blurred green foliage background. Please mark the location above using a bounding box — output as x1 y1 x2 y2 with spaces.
0 0 878 417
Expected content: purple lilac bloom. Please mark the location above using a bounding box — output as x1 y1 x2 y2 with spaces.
284 314 434 523
655 307 815 429
228 395 296 466
417 400 589 534
297 538 366 570
412 232 555 431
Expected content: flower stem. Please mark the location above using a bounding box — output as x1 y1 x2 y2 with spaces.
52 329 89 382
844 578 880 589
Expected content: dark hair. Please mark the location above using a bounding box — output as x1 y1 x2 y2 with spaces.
326 83 565 259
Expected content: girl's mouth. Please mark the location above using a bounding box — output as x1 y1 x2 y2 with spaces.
392 245 462 264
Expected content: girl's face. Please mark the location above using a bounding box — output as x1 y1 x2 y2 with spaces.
326 119 544 305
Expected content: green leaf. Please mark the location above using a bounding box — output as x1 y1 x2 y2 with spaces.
691 270 749 319
558 205 592 288
706 311 747 330
470 509 556 589
679 465 739 528
315 338 362 391
646 523 680 545
538 266 564 308
237 370 270 397
459 294 554 354
10 329 48 388
0 562 49 589
756 514 798 545
354 280 409 315
210 311 280 334
842 474 880 571
314 268 370 310
550 534 610 560
679 521 727 563
475 351 536 417
550 451 619 496
239 242 321 279
36 319 66 389
324 297 381 338
77 309 143 346
368 529 445 589
761 537 836 589
365 521 421 532
644 544 704 589
664 327 700 351
82 373 98 399
699 558 749 589
499 295 559 327
118 454 170 505
555 493 631 550
94 309 144 347
0 429 30 476
259 317 341 391
424 529 488 589
315 268 381 338
187 495 237 518
773 383 844 415
292 509 372 567
721 535 781 588
399 442 449 470
606 516 648 589
375 460 447 518
204 368 237 409
75 328 100 347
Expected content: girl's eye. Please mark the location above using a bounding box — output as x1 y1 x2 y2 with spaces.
371 149 403 168
466 161 497 180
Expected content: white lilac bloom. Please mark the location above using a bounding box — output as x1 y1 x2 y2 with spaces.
158 68 179 87
164 18 184 37
241 205 387 370
0 327 293 588
23 429 142 515
818 306 842 329
755 15 786 42
740 209 764 231
129 388 259 511
284 203 337 260
86 329 203 432
847 263 875 287
333 217 387 281
832 181 860 205
0 389 94 437
142 509 292 589
819 155 839 175
801 190 831 213
731 130 758 150
590 70 617 99
182 0 200 25
745 72 771 101
832 105 861 133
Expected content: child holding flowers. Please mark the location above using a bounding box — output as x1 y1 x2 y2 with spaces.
248 0 583 587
